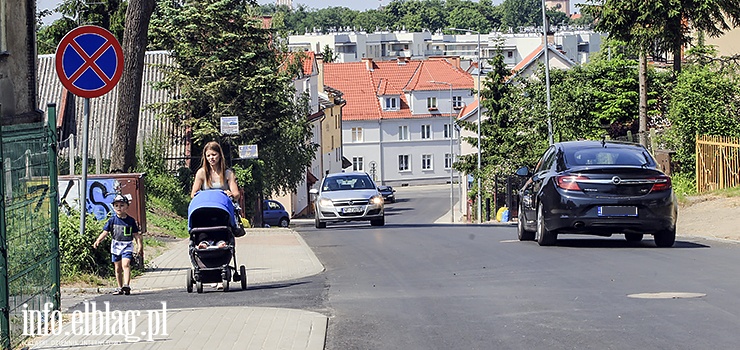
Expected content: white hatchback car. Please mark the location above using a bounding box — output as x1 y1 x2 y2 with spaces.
310 172 385 228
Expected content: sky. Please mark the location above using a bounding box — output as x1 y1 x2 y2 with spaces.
37 0 586 25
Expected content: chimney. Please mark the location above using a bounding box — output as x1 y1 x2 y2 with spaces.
450 56 461 69
361 57 374 71
317 53 325 93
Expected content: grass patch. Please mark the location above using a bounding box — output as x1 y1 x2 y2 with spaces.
147 199 188 239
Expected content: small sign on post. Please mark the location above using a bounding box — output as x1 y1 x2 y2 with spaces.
239 145 259 159
220 116 239 135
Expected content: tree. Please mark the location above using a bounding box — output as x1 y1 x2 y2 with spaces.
582 0 669 147
149 0 317 196
661 64 740 174
666 0 740 72
37 0 126 54
109 0 156 173
455 54 546 185
501 0 541 30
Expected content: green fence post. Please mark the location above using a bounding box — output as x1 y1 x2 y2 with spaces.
47 103 61 312
0 102 9 350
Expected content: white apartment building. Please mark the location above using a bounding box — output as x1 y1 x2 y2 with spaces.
289 29 605 69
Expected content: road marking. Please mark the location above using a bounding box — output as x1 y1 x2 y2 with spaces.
627 292 706 299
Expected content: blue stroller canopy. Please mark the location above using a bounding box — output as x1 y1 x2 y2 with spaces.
188 190 237 230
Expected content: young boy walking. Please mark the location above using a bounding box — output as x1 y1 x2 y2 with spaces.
93 194 143 295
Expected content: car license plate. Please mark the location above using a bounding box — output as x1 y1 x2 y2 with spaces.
598 206 638 217
342 206 363 213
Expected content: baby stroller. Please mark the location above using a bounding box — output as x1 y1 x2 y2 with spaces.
186 190 247 293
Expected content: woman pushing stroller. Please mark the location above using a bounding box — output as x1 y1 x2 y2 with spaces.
187 141 247 291
190 141 239 201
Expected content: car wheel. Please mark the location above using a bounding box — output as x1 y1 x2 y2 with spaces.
517 205 535 241
370 216 385 226
654 229 676 248
536 203 557 246
315 215 326 229
625 233 643 242
279 217 290 227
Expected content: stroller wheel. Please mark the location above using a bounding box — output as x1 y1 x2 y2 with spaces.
196 281 203 294
186 272 193 293
240 265 247 290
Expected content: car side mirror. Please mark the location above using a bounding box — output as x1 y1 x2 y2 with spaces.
515 166 530 177
309 188 319 195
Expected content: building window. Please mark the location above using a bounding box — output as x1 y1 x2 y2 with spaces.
453 96 462 109
445 153 453 169
398 125 409 141
351 127 363 142
398 155 409 171
444 124 451 139
507 51 513 58
353 157 364 171
422 154 433 170
421 124 431 139
427 97 437 110
384 97 398 110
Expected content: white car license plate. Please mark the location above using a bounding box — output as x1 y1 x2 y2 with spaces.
342 206 363 214
598 206 638 217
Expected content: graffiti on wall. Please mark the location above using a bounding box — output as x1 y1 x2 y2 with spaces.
59 178 125 220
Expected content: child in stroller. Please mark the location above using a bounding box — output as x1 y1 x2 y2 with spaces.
186 189 247 293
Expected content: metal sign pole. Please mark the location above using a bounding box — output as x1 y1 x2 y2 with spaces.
80 98 90 235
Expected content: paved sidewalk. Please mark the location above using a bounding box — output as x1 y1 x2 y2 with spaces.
30 228 327 350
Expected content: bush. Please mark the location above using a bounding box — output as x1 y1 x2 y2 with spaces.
59 211 112 278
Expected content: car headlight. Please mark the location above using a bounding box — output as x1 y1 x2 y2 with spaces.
318 198 333 207
370 195 384 206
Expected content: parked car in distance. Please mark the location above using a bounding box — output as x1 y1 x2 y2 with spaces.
310 172 385 228
517 140 678 247
263 199 290 227
378 185 396 203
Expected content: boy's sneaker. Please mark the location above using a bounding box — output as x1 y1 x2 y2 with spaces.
112 288 123 295
121 285 131 295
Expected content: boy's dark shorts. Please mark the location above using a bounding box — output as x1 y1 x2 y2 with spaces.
112 251 133 263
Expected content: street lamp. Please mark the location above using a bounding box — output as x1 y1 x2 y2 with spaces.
430 81 455 223
541 0 554 145
450 27 482 223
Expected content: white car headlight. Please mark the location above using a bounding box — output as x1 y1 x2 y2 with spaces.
319 198 333 207
370 195 384 206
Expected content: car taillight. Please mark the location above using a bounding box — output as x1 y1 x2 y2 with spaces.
650 175 672 191
556 175 589 191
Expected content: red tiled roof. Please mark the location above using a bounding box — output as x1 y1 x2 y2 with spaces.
302 51 315 76
324 58 474 121
513 45 543 73
280 51 316 78
458 99 479 121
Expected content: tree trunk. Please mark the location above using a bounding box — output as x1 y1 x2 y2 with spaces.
109 0 156 173
638 51 648 148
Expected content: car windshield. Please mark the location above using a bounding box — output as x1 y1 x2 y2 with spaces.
565 147 654 167
323 175 375 191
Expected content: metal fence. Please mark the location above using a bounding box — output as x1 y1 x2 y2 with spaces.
696 135 740 193
0 111 60 349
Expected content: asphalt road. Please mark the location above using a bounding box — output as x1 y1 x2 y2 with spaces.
297 185 740 350
71 185 740 350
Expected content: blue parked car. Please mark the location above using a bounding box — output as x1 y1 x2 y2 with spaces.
263 200 290 227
